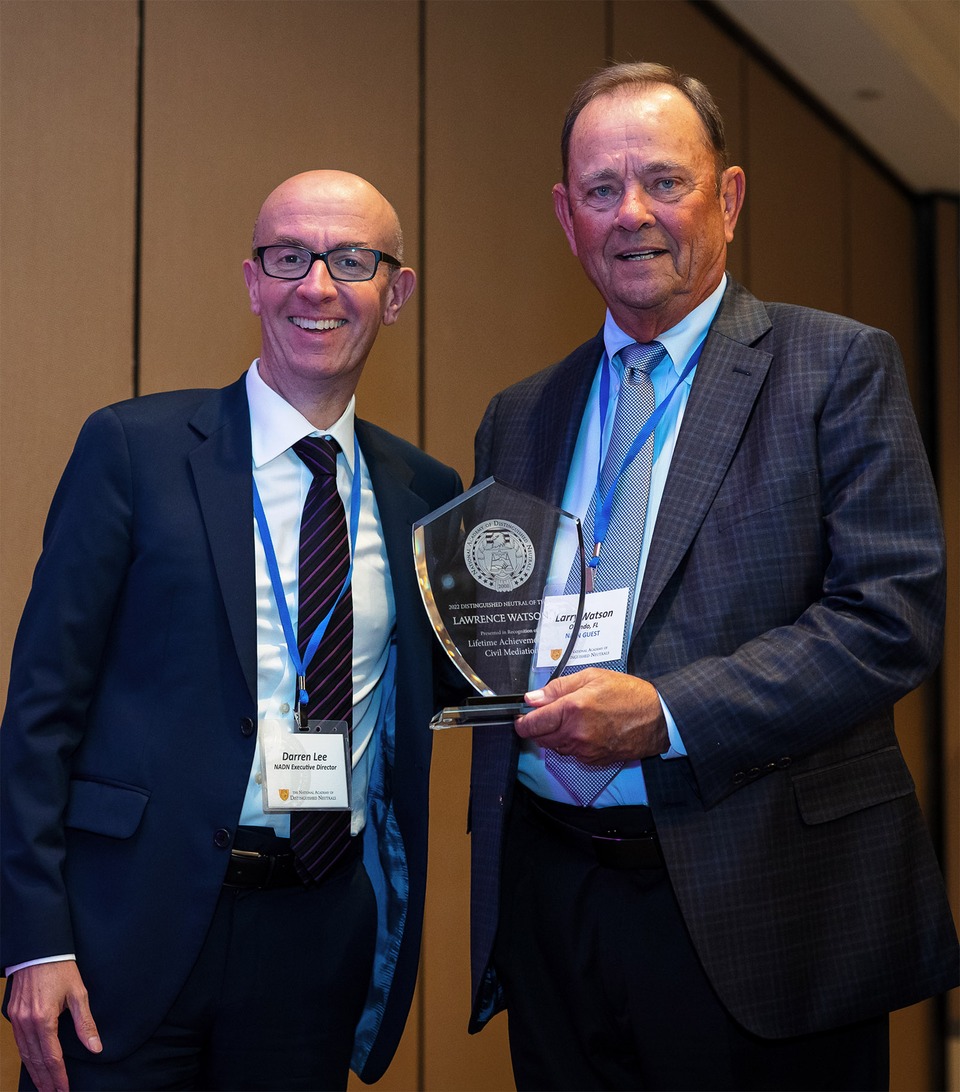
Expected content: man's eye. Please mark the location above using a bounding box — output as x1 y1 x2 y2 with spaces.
278 250 309 266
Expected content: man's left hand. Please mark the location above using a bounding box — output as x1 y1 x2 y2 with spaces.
515 668 668 764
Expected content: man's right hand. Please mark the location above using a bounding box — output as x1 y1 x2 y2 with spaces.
8 961 102 1092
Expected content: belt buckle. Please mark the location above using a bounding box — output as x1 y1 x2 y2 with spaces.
592 831 662 870
229 847 272 887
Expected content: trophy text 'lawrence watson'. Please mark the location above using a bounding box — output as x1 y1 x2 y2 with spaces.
412 477 586 728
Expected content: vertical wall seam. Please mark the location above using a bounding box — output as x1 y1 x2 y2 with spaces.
739 52 751 290
605 0 614 62
416 7 428 1081
132 0 145 398
417 0 428 456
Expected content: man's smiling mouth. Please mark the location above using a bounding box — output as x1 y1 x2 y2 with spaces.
616 249 665 262
289 317 347 330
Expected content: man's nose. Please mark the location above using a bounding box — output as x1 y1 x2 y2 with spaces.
615 184 655 230
298 257 339 299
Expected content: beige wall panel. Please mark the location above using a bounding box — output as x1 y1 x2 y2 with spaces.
0 0 139 679
743 60 845 314
139 0 421 444
1 1 138 1083
422 6 605 1087
612 0 748 281
423 0 606 483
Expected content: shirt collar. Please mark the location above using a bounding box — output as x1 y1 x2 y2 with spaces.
602 273 727 380
245 360 356 470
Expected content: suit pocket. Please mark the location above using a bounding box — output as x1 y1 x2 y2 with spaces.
64 777 150 838
791 746 915 825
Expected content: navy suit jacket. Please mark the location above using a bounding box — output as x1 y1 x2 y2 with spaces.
0 375 462 1082
469 280 958 1038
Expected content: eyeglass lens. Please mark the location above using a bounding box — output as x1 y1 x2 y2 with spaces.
259 246 380 281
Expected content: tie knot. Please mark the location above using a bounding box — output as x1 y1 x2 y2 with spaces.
293 435 340 477
620 340 666 380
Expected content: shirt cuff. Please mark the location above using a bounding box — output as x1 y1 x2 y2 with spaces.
5 954 76 977
657 693 687 758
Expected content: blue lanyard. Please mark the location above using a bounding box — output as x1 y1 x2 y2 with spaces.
590 340 704 569
253 432 362 728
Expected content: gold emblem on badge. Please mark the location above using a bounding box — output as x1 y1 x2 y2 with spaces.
550 648 563 661
279 788 289 801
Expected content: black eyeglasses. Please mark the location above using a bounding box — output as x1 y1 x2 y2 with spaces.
255 245 401 282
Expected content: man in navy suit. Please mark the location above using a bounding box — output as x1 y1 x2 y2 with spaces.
468 62 957 1090
2 170 461 1091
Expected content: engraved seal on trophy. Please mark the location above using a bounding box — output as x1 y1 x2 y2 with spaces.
463 519 536 592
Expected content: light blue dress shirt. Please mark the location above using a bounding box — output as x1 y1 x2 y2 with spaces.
517 276 727 806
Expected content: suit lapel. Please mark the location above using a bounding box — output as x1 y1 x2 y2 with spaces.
187 377 258 704
528 335 602 505
633 284 773 632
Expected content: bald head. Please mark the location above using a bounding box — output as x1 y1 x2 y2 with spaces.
252 170 404 261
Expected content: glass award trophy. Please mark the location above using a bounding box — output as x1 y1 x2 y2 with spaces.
412 477 586 728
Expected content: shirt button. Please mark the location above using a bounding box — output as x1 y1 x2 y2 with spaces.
280 702 290 715
255 772 263 785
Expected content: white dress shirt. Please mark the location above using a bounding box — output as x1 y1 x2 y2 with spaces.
242 361 395 836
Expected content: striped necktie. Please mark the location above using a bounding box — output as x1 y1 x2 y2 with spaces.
289 436 354 883
546 341 666 805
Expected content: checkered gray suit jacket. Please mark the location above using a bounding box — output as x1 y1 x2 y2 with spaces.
468 279 958 1038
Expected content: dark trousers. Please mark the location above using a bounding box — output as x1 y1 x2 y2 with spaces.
23 846 376 1092
494 786 889 1092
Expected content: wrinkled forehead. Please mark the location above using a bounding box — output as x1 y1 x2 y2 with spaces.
569 85 715 169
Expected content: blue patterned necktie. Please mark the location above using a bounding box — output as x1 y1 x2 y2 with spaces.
289 436 354 883
546 341 666 806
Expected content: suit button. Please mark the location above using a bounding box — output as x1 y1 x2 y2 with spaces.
764 762 777 773
213 829 231 849
240 717 255 737
733 771 746 786
747 767 760 780
778 757 793 769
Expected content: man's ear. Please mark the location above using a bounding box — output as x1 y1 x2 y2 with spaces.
720 167 746 244
552 182 578 257
381 267 417 326
242 258 262 316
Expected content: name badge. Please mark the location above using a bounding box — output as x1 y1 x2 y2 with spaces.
536 588 630 669
259 718 351 812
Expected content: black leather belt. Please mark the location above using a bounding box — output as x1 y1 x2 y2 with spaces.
520 784 664 870
223 826 361 889
224 827 301 889
223 843 301 889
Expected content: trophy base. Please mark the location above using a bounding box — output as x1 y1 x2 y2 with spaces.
430 694 531 729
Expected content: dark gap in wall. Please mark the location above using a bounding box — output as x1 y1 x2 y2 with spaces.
737 52 751 289
132 0 145 398
416 10 428 1085
915 198 946 931
840 146 852 320
417 0 428 457
604 0 614 64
